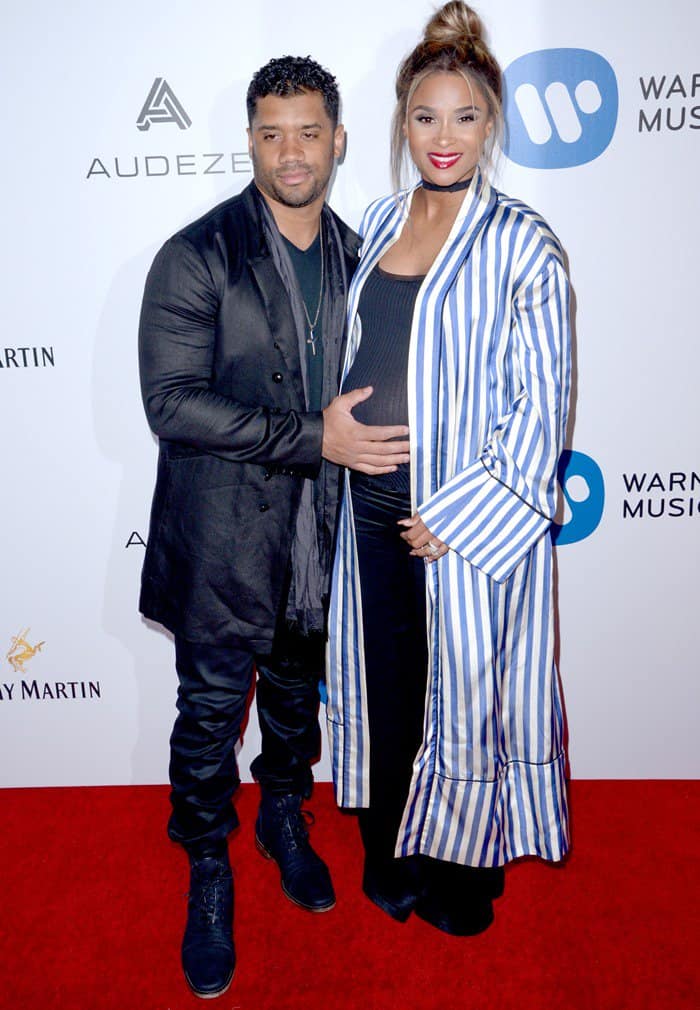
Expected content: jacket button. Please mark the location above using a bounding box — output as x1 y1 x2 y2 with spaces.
272 371 283 383
258 503 270 513
262 469 271 481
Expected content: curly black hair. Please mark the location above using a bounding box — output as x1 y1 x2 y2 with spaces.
246 55 340 125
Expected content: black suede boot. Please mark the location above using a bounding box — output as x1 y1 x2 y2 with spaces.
414 858 497 936
255 792 335 912
182 850 235 998
362 853 423 922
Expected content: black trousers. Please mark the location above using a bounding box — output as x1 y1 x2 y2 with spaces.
351 474 504 915
168 624 323 855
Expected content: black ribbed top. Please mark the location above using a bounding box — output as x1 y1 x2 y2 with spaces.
342 266 424 493
342 265 423 429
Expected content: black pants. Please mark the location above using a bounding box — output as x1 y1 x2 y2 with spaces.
168 624 323 855
351 474 504 918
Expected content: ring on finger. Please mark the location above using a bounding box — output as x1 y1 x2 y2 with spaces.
426 541 440 556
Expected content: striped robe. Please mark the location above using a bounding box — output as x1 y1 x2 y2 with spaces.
326 172 572 866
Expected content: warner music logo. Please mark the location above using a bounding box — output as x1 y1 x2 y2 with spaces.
136 78 191 131
504 49 618 169
638 72 700 133
622 469 700 518
85 79 252 183
552 450 605 545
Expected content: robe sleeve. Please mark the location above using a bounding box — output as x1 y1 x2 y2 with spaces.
418 255 571 583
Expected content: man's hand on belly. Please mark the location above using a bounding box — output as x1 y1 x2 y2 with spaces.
322 387 410 475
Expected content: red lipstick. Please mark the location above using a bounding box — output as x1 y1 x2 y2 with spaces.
427 153 462 170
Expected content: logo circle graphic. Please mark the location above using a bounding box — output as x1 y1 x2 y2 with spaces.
551 450 605 546
575 80 602 115
504 49 618 169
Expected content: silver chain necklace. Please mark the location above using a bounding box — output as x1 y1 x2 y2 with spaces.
300 230 324 357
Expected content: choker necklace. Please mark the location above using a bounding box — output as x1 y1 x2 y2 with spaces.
421 175 474 193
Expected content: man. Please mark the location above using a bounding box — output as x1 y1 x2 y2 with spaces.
138 56 409 998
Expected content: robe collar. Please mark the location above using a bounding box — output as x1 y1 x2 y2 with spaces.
344 169 499 378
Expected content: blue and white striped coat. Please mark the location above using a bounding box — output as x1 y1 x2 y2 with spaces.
326 173 572 866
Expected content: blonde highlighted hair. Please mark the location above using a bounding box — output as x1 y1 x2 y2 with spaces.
391 2 503 192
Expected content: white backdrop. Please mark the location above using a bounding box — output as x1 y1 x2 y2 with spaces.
1 1 698 787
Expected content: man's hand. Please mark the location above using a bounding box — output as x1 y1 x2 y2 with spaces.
398 513 449 563
322 387 410 474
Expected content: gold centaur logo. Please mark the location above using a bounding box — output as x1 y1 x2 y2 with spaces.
6 629 45 674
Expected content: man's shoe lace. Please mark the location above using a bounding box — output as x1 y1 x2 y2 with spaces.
189 861 231 930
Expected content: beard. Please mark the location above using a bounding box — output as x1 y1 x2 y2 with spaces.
251 153 333 209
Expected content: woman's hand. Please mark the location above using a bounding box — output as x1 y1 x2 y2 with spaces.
398 513 449 562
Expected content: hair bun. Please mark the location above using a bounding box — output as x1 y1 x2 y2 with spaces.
423 1 484 51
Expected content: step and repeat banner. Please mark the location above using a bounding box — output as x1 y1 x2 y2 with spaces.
2 1 698 786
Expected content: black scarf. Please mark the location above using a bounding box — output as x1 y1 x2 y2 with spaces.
259 197 348 633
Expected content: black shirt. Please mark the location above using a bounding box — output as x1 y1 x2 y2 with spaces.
282 233 324 412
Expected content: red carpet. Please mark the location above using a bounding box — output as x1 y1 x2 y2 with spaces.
2 781 697 1010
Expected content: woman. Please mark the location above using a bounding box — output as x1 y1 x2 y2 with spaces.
326 1 571 935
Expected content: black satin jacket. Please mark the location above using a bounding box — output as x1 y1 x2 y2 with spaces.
138 183 360 649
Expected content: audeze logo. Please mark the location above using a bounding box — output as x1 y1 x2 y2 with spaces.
552 450 605 546
504 49 618 168
136 78 191 131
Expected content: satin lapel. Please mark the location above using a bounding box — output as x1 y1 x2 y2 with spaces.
248 254 305 406
342 176 498 384
407 172 499 510
422 173 498 291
